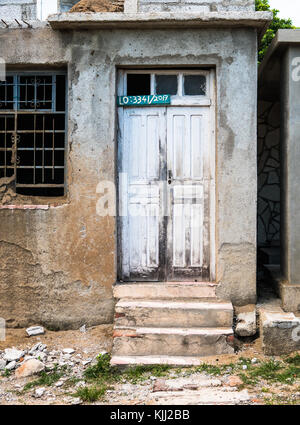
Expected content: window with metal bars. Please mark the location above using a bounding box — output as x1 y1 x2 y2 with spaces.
0 72 66 197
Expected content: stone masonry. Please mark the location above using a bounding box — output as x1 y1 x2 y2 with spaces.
257 100 280 246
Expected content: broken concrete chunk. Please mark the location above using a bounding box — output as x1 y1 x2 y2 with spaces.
29 343 43 354
0 359 7 370
6 361 17 370
3 348 25 362
260 309 300 355
71 398 82 405
226 375 243 387
39 344 47 352
153 379 168 392
26 326 45 337
15 359 45 379
235 306 257 337
79 325 86 333
63 348 75 355
34 351 47 362
34 387 45 398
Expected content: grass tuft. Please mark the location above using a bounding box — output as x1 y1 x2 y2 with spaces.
2 369 12 378
285 354 300 367
74 385 107 402
83 353 170 384
23 366 67 392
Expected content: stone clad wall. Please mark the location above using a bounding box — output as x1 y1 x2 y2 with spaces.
138 0 255 13
257 100 280 246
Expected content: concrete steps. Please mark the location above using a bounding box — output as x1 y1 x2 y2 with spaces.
112 283 234 365
113 282 217 299
115 299 233 328
112 327 234 357
111 355 209 366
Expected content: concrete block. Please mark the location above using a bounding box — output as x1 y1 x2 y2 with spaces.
280 282 300 313
260 309 300 355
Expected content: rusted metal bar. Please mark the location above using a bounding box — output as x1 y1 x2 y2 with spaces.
33 114 36 184
4 116 6 177
42 115 45 183
52 117 55 180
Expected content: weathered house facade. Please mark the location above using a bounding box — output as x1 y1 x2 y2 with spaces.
0 0 277 363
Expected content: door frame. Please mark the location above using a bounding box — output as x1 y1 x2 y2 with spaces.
116 68 216 282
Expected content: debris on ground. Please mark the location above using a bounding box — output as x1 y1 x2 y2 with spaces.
26 326 45 337
0 326 299 405
70 0 123 13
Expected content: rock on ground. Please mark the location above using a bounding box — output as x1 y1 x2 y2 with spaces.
6 361 16 370
15 359 45 379
63 348 75 355
0 359 6 370
3 348 24 362
34 388 45 398
26 326 45 337
226 375 243 387
235 307 257 337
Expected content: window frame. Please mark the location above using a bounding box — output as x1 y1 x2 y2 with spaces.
0 70 67 197
37 0 58 21
121 69 212 106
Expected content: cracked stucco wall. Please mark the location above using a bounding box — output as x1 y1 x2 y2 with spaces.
0 25 257 328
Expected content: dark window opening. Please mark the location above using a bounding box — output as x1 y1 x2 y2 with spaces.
184 75 206 96
155 75 178 95
127 74 151 96
0 73 66 197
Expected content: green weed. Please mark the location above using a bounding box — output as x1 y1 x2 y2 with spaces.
74 385 107 402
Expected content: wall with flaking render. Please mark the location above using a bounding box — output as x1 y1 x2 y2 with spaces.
0 20 258 328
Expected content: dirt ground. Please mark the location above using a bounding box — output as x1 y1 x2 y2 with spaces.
0 325 113 354
0 326 299 405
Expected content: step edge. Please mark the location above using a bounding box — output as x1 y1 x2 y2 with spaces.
113 326 234 335
111 355 211 366
116 300 233 310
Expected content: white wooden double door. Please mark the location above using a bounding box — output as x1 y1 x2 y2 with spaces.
119 106 212 282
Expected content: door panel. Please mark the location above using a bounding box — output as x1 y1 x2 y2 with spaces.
119 105 211 282
120 107 166 281
166 107 210 280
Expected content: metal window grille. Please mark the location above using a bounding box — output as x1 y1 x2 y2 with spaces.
0 72 66 197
